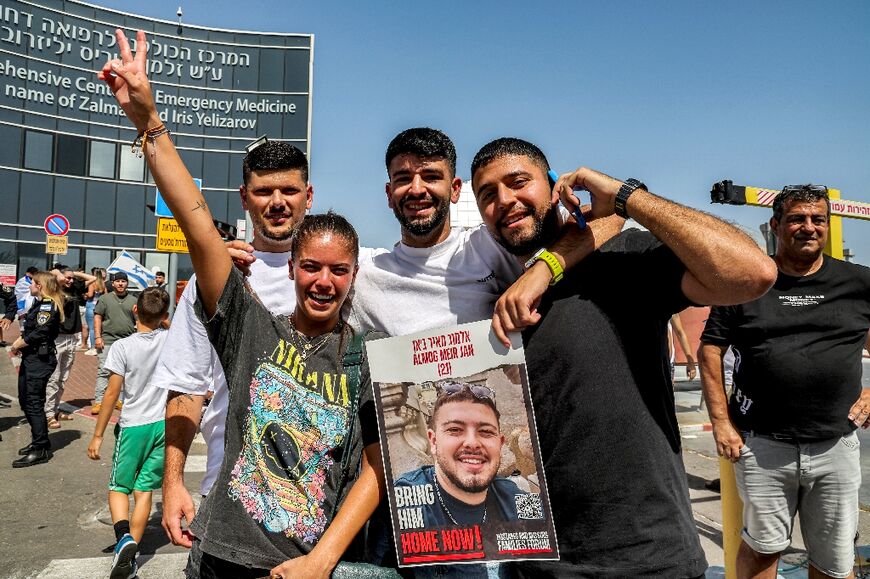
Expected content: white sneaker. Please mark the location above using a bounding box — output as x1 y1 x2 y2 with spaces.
84 348 98 356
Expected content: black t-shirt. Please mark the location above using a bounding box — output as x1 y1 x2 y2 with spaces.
516 230 707 579
58 289 82 334
70 278 88 307
701 255 870 439
192 269 380 569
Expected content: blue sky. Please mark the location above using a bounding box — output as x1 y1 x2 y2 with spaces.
100 0 870 264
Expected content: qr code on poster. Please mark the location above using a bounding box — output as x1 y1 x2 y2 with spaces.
515 493 543 520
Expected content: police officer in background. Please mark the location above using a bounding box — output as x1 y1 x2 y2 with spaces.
10 272 63 468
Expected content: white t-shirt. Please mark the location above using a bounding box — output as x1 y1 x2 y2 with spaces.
348 226 523 336
152 250 295 494
104 328 169 428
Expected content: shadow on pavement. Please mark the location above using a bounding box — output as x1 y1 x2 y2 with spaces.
0 413 22 435
48 428 83 451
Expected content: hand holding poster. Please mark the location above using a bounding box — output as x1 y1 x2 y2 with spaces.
365 320 558 568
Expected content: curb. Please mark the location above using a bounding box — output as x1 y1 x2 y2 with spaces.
679 423 712 434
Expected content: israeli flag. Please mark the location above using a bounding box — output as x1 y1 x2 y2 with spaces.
107 250 156 290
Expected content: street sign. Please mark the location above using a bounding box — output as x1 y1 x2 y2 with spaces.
0 263 15 286
46 234 68 255
156 218 189 253
155 178 202 218
43 214 70 236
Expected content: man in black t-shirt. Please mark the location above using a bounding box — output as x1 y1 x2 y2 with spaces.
395 382 528 528
470 138 777 578
699 185 870 579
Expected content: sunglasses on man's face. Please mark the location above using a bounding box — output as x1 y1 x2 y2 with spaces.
435 381 496 401
781 184 828 195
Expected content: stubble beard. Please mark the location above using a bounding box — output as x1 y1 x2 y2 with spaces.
394 196 449 238
496 204 560 257
436 452 498 495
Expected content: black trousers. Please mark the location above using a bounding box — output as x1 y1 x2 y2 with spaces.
17 353 56 450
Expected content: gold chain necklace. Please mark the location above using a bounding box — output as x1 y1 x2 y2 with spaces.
286 314 341 360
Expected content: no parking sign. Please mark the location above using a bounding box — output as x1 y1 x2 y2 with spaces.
44 214 70 236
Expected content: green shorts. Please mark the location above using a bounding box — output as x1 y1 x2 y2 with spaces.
109 420 165 494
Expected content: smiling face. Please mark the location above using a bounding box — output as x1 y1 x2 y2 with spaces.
472 154 560 256
112 277 128 294
428 399 504 500
771 198 829 266
386 154 461 247
241 169 313 251
289 231 358 336
61 270 74 289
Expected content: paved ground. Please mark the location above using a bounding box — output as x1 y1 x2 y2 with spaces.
0 328 868 578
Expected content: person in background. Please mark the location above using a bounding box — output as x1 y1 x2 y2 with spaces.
11 272 64 467
44 265 97 429
14 266 39 322
669 311 697 381
699 184 870 579
154 271 167 289
92 271 136 414
84 268 106 355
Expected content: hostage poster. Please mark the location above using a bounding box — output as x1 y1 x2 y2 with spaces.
365 320 559 568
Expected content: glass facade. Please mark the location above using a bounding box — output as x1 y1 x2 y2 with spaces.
0 0 313 278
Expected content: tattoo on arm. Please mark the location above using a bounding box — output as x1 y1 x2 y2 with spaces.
192 199 208 212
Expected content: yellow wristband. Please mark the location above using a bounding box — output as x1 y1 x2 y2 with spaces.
524 248 564 285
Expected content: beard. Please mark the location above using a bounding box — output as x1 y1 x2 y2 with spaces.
393 195 450 238
252 213 296 242
494 203 560 256
436 450 498 494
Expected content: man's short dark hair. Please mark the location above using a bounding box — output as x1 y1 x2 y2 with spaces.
291 211 359 264
136 287 169 325
772 185 831 222
242 140 309 185
470 137 550 182
385 128 457 177
26 266 38 275
156 271 166 277
429 384 501 429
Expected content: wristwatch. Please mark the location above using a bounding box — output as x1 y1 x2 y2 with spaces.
614 178 647 219
524 248 564 286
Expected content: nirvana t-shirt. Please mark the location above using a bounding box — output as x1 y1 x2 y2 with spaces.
517 230 707 579
192 268 379 570
702 255 870 440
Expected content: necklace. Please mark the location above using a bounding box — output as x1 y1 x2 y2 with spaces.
433 471 487 525
286 314 340 360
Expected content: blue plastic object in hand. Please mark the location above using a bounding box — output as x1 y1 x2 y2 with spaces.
548 170 587 230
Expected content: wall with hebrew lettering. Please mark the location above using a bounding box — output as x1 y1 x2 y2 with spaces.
0 0 312 277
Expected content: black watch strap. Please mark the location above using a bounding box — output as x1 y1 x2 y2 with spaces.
614 178 647 219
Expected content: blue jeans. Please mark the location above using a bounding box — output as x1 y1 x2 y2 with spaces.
85 301 95 348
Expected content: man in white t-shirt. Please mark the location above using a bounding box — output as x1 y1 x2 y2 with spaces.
349 127 620 339
154 139 312 550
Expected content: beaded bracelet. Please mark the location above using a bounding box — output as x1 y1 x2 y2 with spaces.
132 123 171 158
